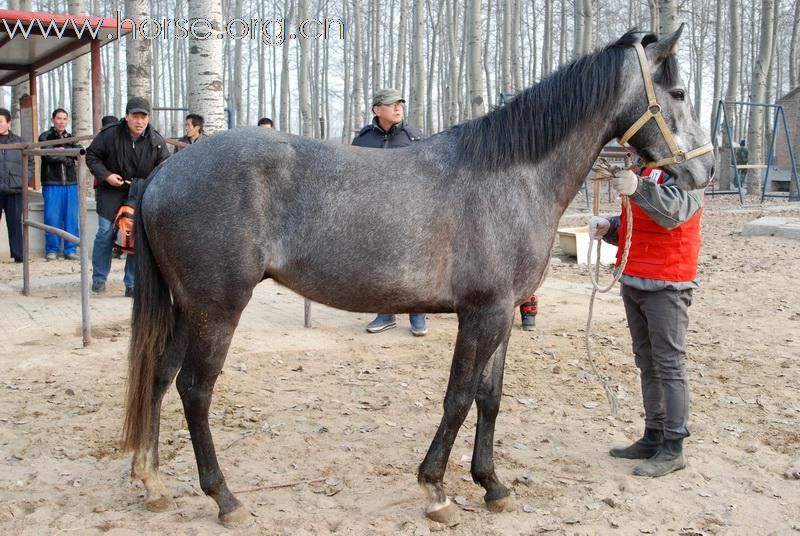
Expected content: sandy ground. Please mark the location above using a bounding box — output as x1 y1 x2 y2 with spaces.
1 197 799 536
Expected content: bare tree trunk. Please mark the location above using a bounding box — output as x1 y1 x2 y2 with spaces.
323 10 331 140
541 0 553 76
426 0 442 133
689 0 709 120
745 0 776 195
485 0 493 103
352 0 364 129
298 0 312 136
648 0 659 32
711 0 723 134
446 0 458 126
187 0 225 133
125 0 151 102
512 0 522 89
725 0 741 103
581 0 592 54
394 0 408 96
467 0 484 117
279 0 293 131
409 0 425 128
371 0 382 91
559 0 567 66
573 1 584 58
459 0 469 121
656 0 678 34
67 0 91 135
501 0 512 93
230 0 243 126
790 0 800 88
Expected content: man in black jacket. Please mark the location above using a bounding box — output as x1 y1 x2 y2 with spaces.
352 89 428 336
39 108 82 261
0 108 33 263
174 113 206 153
86 97 170 295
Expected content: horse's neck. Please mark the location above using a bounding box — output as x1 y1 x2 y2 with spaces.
528 122 613 210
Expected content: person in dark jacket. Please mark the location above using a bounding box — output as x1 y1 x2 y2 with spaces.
352 88 427 336
39 108 82 261
86 97 170 295
174 113 207 153
0 108 33 263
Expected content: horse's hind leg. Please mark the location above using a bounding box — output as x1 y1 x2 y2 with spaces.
472 331 516 512
418 303 513 523
176 309 249 528
131 311 188 512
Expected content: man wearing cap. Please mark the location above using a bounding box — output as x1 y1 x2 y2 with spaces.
352 88 427 336
86 96 170 296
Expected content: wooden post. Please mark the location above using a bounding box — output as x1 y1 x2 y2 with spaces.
91 40 103 133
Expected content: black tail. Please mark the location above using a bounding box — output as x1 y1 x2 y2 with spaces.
122 183 174 452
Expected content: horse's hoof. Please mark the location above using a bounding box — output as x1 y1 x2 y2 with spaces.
145 495 176 512
219 505 251 528
425 498 460 525
486 494 516 513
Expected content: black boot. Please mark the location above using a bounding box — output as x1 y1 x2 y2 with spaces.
633 438 686 477
609 428 663 459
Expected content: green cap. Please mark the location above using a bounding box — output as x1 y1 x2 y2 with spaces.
372 88 405 107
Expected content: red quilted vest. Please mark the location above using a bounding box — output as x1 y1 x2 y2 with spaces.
615 169 702 281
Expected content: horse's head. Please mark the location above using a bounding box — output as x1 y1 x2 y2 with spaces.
614 25 715 190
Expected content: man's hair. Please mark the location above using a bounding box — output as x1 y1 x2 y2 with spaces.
258 117 274 127
185 113 205 130
0 108 11 122
51 108 68 119
101 115 118 127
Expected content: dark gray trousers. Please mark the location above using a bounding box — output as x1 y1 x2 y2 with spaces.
622 284 692 440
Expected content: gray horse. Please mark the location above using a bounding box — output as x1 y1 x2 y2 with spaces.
122 27 714 526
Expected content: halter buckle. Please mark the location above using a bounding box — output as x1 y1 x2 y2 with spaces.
648 104 661 115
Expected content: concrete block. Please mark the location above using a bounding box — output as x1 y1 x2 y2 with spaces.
742 216 800 236
557 226 618 265
775 222 800 240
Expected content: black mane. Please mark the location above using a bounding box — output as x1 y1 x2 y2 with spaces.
454 30 661 171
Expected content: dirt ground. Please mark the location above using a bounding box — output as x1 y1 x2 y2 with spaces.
1 196 799 536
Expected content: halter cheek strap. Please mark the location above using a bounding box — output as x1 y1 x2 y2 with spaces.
617 43 713 168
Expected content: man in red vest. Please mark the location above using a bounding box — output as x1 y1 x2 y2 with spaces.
590 167 703 478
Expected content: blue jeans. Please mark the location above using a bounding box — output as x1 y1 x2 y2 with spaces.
42 185 79 255
92 215 135 289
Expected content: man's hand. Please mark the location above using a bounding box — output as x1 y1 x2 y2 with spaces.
588 216 610 240
611 169 639 196
105 173 124 187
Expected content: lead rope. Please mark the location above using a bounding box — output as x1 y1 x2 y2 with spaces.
583 157 635 417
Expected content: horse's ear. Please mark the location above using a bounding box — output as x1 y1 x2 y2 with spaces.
645 23 684 64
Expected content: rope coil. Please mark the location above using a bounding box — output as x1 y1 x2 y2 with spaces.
582 157 636 417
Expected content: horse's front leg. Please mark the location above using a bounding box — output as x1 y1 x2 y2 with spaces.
418 303 513 523
472 333 516 512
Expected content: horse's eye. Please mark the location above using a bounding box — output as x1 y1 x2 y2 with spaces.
670 89 686 101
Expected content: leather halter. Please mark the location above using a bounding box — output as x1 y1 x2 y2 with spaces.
617 43 713 169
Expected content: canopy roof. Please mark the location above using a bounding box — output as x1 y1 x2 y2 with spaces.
0 9 131 87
